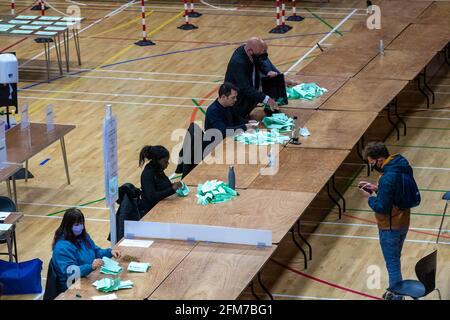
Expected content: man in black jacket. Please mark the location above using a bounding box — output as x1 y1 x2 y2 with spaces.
224 37 280 118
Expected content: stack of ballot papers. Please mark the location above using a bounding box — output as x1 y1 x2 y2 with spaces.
286 83 328 101
262 113 295 132
196 180 238 205
92 278 133 293
127 262 151 273
234 130 290 145
100 257 123 275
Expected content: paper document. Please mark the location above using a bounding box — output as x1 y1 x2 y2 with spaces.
119 239 154 248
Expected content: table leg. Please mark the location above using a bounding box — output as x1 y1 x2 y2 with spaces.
356 139 370 177
6 231 13 262
332 174 346 212
54 34 63 76
291 227 308 269
6 178 12 199
64 30 70 72
249 281 261 300
60 137 71 185
73 28 82 66
387 103 400 141
25 160 29 182
392 97 406 137
12 176 18 210
296 220 312 260
257 273 273 300
436 201 448 244
327 180 342 219
44 42 50 83
12 227 18 262
417 72 430 108
422 66 435 105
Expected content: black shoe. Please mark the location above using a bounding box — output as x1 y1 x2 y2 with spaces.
383 291 405 300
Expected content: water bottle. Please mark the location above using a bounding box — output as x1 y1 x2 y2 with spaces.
379 39 384 56
268 151 274 167
291 116 299 143
228 165 236 190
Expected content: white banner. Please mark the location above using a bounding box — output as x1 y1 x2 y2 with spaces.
46 105 54 132
20 103 29 131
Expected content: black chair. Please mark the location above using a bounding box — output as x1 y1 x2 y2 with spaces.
388 250 441 300
43 259 63 300
0 196 18 262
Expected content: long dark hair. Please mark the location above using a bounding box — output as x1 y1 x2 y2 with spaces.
139 145 170 169
52 208 91 249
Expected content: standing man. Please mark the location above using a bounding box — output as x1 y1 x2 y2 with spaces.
358 141 420 300
224 37 280 118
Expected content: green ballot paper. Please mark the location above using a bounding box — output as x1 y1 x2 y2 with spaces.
100 257 123 275
127 262 151 273
262 113 295 132
92 278 134 292
175 182 190 197
234 130 290 145
196 180 237 206
286 83 328 101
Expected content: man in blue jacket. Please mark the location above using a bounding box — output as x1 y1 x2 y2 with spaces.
205 82 258 139
359 141 416 300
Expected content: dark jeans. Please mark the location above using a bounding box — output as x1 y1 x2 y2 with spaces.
379 228 408 290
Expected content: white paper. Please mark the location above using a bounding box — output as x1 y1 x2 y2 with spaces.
300 127 310 137
91 293 118 300
119 238 154 248
0 212 11 220
21 104 30 130
46 105 54 132
0 224 12 231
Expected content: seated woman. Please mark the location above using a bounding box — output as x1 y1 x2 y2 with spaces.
52 208 121 292
138 145 182 215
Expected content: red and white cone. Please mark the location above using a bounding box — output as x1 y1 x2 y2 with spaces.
287 0 304 21
178 0 198 30
187 0 202 18
135 0 155 46
270 0 292 33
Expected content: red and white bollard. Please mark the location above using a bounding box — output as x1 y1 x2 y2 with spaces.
287 0 304 21
40 0 45 16
188 0 202 18
11 0 15 15
135 0 155 46
270 0 292 33
178 0 198 30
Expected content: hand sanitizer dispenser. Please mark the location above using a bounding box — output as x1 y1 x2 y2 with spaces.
0 53 19 100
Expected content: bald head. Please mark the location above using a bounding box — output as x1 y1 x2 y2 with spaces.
245 37 266 57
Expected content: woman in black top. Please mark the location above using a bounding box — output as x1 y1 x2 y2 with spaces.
138 145 182 215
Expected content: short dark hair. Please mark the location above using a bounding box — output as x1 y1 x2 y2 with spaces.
218 82 238 98
363 141 390 159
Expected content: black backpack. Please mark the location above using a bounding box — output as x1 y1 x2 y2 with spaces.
395 173 421 209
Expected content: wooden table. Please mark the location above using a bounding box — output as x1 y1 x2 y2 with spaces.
144 188 316 244
378 0 432 19
283 75 348 109
6 122 75 184
335 19 410 50
56 239 196 300
297 48 378 79
249 148 350 193
417 2 450 26
0 212 23 262
285 110 379 150
388 24 450 52
148 242 276 300
0 163 22 206
357 49 438 81
320 78 409 112
182 134 285 189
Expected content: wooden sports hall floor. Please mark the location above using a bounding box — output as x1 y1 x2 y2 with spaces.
0 0 448 300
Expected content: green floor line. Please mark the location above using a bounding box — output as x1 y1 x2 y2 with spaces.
192 98 207 116
304 7 343 36
47 198 106 217
347 208 444 218
348 185 449 193
386 144 450 150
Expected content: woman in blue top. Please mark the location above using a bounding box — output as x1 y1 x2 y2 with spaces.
52 208 121 292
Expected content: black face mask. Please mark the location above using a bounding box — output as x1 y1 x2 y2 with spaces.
370 161 383 173
251 53 268 64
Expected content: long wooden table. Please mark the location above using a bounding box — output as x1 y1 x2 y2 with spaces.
377 0 432 19
0 163 22 206
147 242 276 300
285 110 379 150
56 239 196 300
417 1 450 26
6 122 75 184
0 212 23 262
144 188 316 244
388 24 450 52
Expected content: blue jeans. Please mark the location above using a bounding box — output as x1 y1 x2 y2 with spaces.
378 228 408 289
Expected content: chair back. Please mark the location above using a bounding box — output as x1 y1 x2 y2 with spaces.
415 250 437 296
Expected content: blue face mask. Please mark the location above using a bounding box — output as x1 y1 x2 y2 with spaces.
72 224 84 236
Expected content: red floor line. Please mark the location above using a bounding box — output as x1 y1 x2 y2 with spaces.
0 37 28 53
270 258 383 300
341 212 450 240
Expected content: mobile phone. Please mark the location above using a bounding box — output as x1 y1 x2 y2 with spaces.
360 185 373 194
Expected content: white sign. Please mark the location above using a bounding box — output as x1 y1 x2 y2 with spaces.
102 105 118 245
20 103 29 130
0 138 7 169
46 105 54 132
0 118 5 142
